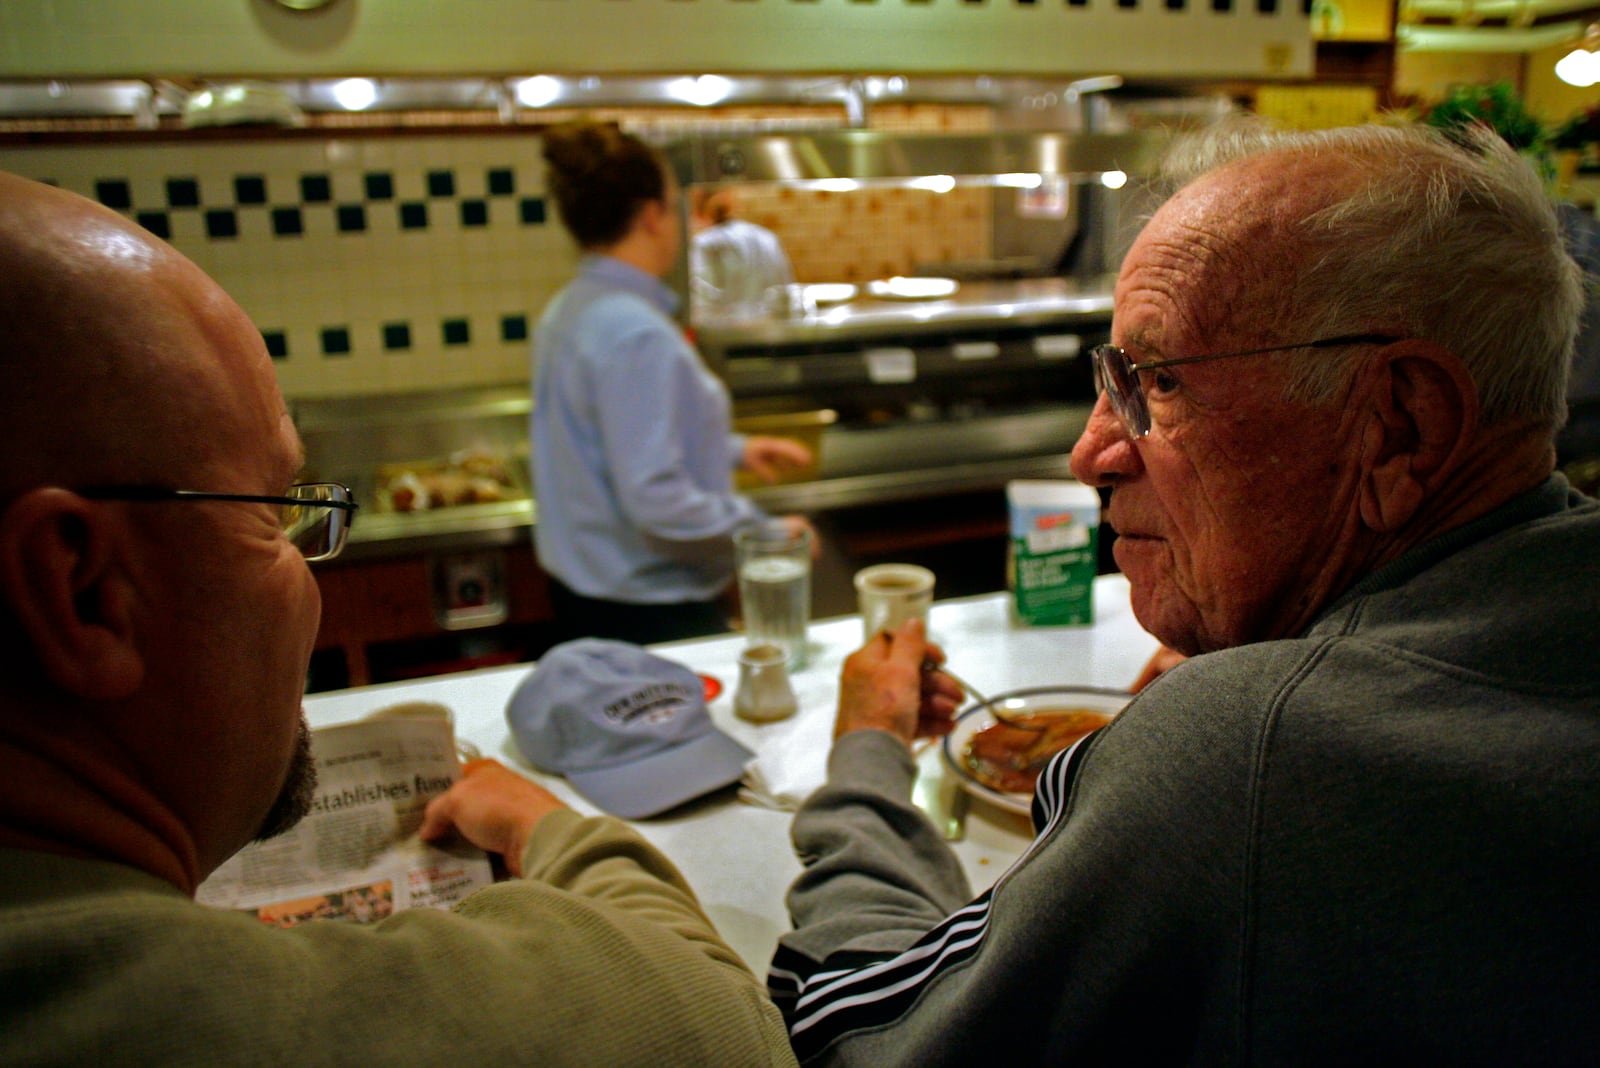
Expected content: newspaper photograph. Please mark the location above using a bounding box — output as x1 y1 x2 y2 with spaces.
197 704 493 926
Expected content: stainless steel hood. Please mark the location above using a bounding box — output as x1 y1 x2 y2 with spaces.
665 129 1168 186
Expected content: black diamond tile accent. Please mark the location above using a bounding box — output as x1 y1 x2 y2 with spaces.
321 327 352 356
400 202 429 230
337 205 368 233
96 179 132 209
1166 0 1184 9
235 175 267 205
442 318 471 346
382 322 412 351
460 199 489 227
1212 0 1232 9
263 331 288 359
205 209 239 239
166 178 200 208
272 208 304 237
427 170 456 197
365 172 395 200
519 197 546 225
1257 0 1277 10
300 174 332 203
501 314 529 342
136 212 170 239
487 168 515 196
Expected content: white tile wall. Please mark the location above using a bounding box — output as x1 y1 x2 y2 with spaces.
0 134 565 400
0 107 995 400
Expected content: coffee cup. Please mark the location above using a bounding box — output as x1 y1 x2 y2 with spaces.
854 563 936 640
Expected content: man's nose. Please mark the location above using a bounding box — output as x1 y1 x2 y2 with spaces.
1069 394 1141 486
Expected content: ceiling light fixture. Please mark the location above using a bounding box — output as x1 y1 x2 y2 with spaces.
908 174 957 194
515 75 561 108
666 75 732 107
331 77 377 111
1556 23 1600 88
995 172 1044 189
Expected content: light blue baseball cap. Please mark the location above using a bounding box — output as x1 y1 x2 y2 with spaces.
506 638 752 819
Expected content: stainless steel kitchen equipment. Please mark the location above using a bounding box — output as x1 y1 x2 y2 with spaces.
666 127 1167 509
661 126 1167 612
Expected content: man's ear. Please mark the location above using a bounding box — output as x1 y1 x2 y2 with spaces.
636 197 668 237
1357 343 1478 533
0 488 144 699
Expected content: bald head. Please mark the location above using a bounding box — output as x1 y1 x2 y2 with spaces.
1148 122 1579 432
0 172 280 500
1118 151 1355 358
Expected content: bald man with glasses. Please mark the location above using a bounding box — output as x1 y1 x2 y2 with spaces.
773 121 1600 1065
0 171 795 1066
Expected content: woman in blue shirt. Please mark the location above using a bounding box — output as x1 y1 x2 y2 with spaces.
533 121 814 645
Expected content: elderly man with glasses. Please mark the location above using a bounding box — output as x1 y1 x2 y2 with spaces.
0 171 796 1066
771 121 1600 1065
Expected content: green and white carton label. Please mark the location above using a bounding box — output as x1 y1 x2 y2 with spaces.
1007 480 1099 626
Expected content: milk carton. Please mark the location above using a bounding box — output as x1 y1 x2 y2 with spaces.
1006 480 1100 626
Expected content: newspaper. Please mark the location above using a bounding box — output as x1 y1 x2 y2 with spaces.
196 702 493 927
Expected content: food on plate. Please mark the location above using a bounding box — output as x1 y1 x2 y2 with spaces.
866 276 960 301
961 709 1113 794
377 448 522 513
386 471 430 513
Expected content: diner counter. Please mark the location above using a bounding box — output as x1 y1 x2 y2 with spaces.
303 574 1158 972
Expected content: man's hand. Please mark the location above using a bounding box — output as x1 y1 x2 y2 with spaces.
419 759 568 878
1131 645 1188 693
742 435 812 484
836 618 963 745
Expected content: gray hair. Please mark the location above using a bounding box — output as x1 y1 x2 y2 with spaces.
1159 119 1580 432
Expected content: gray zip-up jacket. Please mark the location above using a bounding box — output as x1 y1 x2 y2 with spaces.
773 475 1600 1065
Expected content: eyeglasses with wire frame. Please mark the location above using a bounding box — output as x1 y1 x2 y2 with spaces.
77 483 358 562
1090 333 1403 439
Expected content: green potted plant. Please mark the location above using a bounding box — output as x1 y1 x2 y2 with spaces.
1548 105 1600 158
1423 81 1547 151
1423 81 1552 182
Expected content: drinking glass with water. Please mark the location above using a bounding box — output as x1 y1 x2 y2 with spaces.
734 521 812 669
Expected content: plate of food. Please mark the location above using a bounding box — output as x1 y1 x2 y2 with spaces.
866 276 960 301
941 687 1131 815
804 283 858 305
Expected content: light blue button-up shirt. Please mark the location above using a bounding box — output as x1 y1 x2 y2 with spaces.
532 256 763 603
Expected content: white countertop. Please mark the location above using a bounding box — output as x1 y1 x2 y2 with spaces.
303 574 1158 971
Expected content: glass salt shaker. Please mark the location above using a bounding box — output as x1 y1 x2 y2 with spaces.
734 643 799 723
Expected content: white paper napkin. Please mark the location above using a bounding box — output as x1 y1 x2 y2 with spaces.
735 672 839 811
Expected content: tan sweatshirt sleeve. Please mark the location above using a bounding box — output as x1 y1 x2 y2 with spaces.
517 807 752 973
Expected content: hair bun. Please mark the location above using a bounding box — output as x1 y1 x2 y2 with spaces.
542 121 625 185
